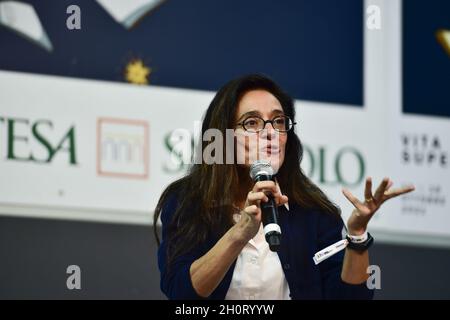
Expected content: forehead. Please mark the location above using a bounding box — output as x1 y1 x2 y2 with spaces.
237 90 283 115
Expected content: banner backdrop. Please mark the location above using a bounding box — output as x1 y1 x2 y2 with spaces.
381 0 450 241
0 0 449 247
0 70 379 226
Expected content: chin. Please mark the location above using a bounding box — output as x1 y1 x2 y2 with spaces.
269 159 282 174
260 154 284 174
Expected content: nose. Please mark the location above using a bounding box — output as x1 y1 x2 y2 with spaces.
259 122 277 140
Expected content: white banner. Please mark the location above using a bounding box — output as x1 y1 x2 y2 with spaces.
0 70 212 224
0 69 385 226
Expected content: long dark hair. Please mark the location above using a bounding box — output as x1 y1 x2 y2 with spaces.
153 74 341 266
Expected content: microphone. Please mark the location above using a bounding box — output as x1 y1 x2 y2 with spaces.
249 160 281 252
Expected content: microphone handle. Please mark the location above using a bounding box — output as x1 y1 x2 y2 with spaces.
260 195 281 251
255 174 281 251
261 195 279 228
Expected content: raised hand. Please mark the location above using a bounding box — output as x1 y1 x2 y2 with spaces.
342 177 415 235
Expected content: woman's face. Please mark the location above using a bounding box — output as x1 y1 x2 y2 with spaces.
234 90 288 173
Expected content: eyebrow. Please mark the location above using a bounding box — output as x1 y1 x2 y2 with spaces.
237 109 285 122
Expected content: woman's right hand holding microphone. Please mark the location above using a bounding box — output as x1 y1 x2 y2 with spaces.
234 180 289 244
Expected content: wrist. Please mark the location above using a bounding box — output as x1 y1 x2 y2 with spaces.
346 230 368 243
347 227 367 236
345 232 374 252
229 222 251 247
347 218 367 236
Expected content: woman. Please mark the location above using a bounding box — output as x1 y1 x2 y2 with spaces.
153 74 414 300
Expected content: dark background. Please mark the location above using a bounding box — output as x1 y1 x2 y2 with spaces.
403 0 450 118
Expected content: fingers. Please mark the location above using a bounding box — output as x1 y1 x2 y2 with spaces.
342 177 415 219
247 191 269 204
243 204 260 216
278 194 289 207
252 180 278 195
384 185 415 199
385 179 394 191
342 188 365 212
374 177 390 202
364 177 374 201
250 180 286 205
274 180 289 206
247 190 288 207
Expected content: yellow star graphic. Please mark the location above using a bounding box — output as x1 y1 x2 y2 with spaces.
124 59 151 85
436 29 450 57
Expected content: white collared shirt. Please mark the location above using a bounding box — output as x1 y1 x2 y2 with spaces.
225 199 291 300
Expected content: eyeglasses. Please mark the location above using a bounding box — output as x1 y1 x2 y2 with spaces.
236 115 296 133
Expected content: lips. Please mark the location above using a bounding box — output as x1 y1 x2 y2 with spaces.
260 147 280 155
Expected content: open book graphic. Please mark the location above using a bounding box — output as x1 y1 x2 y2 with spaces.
0 1 53 51
96 0 166 29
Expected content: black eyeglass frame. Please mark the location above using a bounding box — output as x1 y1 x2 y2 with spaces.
236 115 297 133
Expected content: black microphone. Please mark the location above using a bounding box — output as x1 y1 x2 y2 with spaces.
249 160 281 252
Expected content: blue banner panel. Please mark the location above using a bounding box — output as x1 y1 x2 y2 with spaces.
403 0 450 118
0 0 363 106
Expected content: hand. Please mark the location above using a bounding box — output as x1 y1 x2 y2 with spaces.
235 180 288 243
343 177 415 235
